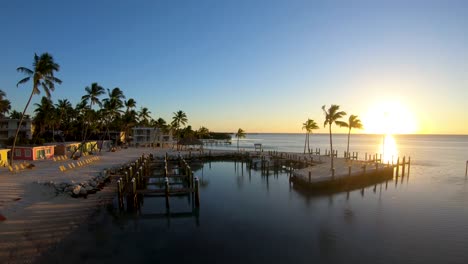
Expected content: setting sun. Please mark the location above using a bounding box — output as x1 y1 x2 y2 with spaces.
362 101 418 134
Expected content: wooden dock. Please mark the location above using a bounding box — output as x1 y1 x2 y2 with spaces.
114 154 201 211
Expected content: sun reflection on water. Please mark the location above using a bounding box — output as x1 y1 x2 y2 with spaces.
378 134 399 163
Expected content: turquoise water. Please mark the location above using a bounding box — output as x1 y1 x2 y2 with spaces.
39 134 468 264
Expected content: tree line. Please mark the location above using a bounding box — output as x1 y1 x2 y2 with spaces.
3 53 226 164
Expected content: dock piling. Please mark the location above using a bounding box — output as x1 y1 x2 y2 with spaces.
194 177 200 208
402 156 406 177
395 157 400 177
165 177 170 209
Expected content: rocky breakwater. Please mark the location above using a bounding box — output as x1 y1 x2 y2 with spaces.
37 169 112 198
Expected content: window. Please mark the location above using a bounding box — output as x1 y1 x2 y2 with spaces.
15 149 21 157
46 149 51 154
25 149 31 157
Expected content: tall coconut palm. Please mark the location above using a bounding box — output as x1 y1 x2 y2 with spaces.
302 119 319 154
12 53 61 164
235 128 246 151
171 110 188 130
340 115 363 158
101 87 125 146
81 83 105 141
322 104 347 171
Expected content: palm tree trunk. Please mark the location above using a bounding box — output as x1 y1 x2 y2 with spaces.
307 132 311 154
10 89 35 165
346 127 351 158
237 137 239 151
329 125 333 170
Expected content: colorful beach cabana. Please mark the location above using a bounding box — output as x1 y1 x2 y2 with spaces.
13 145 55 160
0 149 10 166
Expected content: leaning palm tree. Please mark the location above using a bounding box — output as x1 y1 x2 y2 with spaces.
302 119 319 154
340 115 363 158
235 128 246 151
322 105 347 171
12 53 61 164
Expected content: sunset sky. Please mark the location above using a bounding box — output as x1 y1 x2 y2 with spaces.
0 0 467 134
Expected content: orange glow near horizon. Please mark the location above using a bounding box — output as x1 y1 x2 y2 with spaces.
362 101 419 134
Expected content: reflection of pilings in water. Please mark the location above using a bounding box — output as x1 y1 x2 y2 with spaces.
465 160 467 177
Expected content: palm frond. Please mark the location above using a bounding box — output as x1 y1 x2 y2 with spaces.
16 67 33 75
16 77 31 87
335 121 348 127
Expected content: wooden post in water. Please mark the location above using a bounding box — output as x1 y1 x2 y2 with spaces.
395 157 400 177
194 177 200 208
117 179 122 199
132 178 136 196
165 177 170 209
402 156 406 177
363 165 367 175
408 157 411 176
365 153 368 161
348 166 352 177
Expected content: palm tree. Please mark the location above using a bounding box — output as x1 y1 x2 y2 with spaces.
0 90 11 118
171 110 188 149
12 53 61 164
138 107 151 126
197 126 210 139
154 117 168 132
235 128 246 151
101 87 125 146
55 99 73 139
33 96 54 139
302 119 319 154
322 104 347 171
9 110 23 119
81 82 105 141
124 98 137 113
171 110 188 130
340 115 363 158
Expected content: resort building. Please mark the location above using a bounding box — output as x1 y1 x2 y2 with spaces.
12 145 55 161
0 118 33 147
131 127 173 147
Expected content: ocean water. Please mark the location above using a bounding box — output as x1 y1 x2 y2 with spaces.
40 134 468 264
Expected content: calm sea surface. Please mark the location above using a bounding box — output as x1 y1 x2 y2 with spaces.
41 134 468 264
